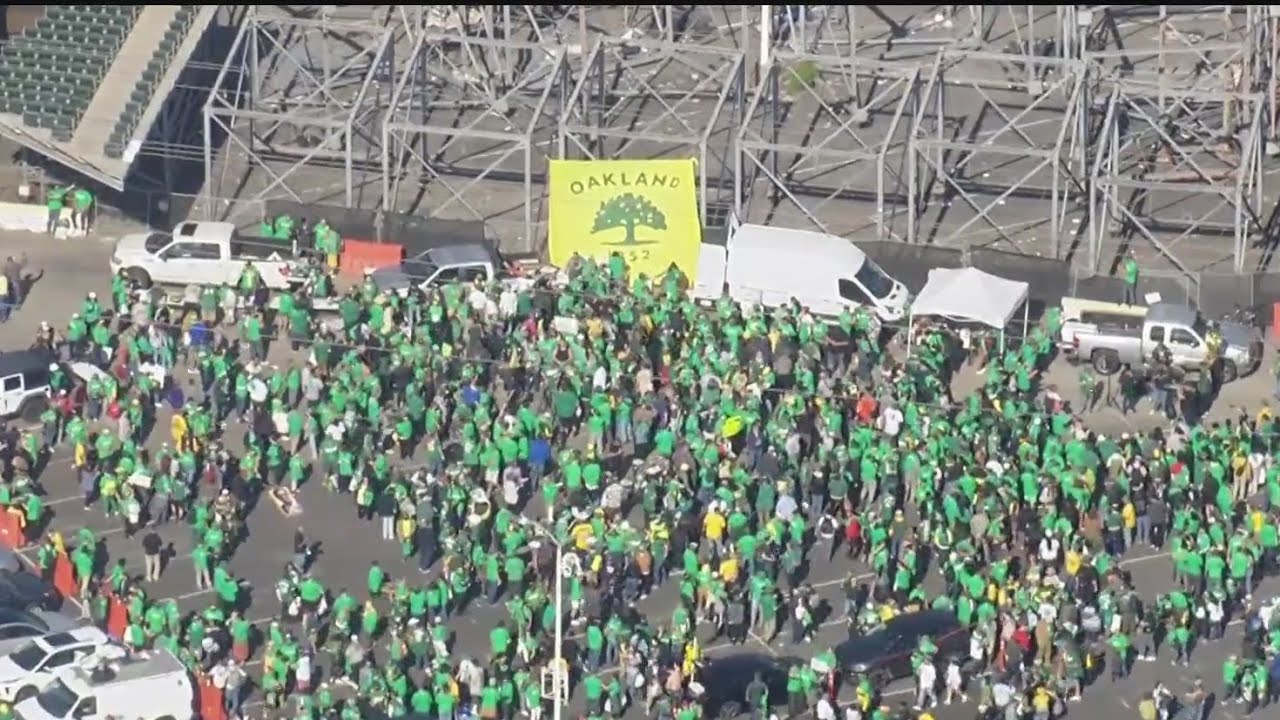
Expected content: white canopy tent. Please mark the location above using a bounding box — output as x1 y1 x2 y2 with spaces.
907 267 1030 353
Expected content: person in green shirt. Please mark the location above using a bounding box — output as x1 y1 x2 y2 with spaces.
70 186 94 232
45 185 67 235
1123 252 1140 305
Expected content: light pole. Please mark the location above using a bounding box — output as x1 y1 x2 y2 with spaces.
521 511 566 720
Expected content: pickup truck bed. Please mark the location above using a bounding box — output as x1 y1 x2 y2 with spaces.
232 237 294 261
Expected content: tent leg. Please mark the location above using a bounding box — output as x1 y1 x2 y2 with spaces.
906 310 913 357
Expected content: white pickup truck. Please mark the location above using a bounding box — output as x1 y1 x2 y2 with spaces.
109 221 303 291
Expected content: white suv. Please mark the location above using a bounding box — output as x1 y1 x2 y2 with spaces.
0 627 113 702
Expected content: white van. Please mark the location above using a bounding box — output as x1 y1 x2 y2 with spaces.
693 223 909 322
13 647 194 720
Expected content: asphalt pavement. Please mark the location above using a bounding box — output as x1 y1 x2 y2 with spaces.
1 230 1278 720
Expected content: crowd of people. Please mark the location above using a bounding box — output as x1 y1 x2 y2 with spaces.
2 242 1279 720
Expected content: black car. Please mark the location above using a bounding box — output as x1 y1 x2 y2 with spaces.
834 610 969 682
698 653 793 719
0 570 60 611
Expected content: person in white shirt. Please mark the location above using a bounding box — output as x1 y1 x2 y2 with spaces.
944 659 967 704
1038 533 1061 565
915 658 938 709
816 696 836 720
878 403 903 437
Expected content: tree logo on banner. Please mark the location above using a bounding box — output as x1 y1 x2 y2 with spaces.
590 193 668 247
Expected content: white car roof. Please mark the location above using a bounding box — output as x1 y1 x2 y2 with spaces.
34 626 108 652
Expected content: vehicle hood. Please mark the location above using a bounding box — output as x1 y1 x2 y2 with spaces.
0 549 18 574
113 232 153 258
833 635 888 666
879 285 909 321
369 265 413 294
0 655 24 684
699 654 792 707
13 695 56 720
1219 321 1260 349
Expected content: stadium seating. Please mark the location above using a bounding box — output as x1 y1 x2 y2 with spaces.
0 5 142 141
104 5 201 159
0 5 202 152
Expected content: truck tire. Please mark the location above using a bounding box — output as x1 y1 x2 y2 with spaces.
126 267 152 288
1221 360 1238 383
18 395 46 424
1090 349 1120 375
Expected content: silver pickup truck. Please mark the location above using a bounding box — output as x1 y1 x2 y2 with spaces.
1061 301 1262 382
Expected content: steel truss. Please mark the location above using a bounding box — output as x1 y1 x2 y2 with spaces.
380 33 569 252
202 9 398 217
131 15 245 195
1082 6 1269 274
735 53 918 237
559 38 746 228
905 49 1086 254
774 6 1071 62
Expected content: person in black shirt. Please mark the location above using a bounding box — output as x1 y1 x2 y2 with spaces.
142 531 164 582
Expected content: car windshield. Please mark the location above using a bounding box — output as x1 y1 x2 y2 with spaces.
9 641 44 671
401 252 438 283
144 232 172 254
853 258 895 299
35 678 78 718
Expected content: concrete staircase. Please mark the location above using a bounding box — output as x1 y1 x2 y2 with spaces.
71 5 181 153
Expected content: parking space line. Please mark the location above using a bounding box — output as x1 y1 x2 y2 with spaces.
168 587 214 601
41 524 128 542
45 495 86 507
748 629 779 657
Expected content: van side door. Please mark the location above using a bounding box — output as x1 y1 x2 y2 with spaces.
0 373 22 416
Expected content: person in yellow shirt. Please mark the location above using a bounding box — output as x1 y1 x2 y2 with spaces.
570 521 594 551
703 506 727 552
1064 548 1082 577
1031 685 1055 720
170 411 189 452
717 554 739 586
682 637 701 676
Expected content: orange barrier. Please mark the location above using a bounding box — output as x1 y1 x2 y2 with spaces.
0 508 21 549
198 675 226 720
338 238 403 277
105 593 128 639
52 551 75 599
1273 302 1280 343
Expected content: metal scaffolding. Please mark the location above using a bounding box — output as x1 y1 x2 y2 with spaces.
729 6 1096 242
380 32 569 252
735 53 918 238
1082 6 1269 274
201 9 398 218
906 48 1087 255
559 37 746 228
774 6 1070 61
188 5 1280 279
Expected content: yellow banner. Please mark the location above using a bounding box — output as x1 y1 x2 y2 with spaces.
548 159 701 281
